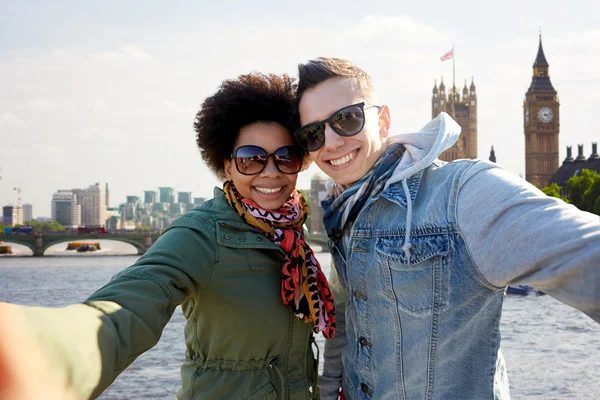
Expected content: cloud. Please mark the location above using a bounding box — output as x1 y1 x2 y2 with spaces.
120 45 153 61
350 16 450 45
92 44 153 62
29 99 59 110
0 112 27 128
92 98 105 110
163 100 177 110
551 29 600 51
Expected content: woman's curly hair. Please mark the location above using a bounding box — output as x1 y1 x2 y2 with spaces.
194 73 306 179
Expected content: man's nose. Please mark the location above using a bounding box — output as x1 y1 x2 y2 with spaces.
321 124 344 152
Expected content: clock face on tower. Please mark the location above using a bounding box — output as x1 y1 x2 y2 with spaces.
537 107 553 123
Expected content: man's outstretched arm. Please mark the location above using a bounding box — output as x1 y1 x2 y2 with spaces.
457 161 600 322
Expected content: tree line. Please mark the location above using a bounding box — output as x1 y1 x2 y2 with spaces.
542 169 600 215
0 220 65 233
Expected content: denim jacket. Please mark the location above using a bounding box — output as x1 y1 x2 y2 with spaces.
321 159 600 400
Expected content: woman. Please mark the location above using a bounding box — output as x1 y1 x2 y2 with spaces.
0 73 335 400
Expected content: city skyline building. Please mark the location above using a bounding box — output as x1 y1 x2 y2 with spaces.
78 183 106 226
22 203 33 222
144 190 158 204
2 205 23 226
51 190 81 227
309 174 328 234
158 187 175 204
178 192 192 204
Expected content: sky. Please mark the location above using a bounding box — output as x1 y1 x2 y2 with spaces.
1 0 599 217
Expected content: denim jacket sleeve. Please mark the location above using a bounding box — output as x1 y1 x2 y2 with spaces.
457 161 600 323
21 221 216 399
319 264 348 400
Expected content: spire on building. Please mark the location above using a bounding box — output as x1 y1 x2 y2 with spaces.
432 79 438 94
451 83 459 101
439 76 445 92
527 34 555 94
489 146 497 163
462 80 468 99
533 34 549 68
469 77 476 94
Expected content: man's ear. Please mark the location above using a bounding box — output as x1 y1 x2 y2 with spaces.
378 105 391 139
224 159 232 180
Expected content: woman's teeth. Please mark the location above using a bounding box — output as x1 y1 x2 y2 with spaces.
255 187 283 194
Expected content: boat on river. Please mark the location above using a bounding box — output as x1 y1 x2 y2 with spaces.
506 285 545 296
66 241 101 252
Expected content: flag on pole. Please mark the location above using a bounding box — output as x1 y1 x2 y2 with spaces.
440 49 453 62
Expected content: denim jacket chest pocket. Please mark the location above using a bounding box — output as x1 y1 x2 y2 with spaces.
376 232 450 314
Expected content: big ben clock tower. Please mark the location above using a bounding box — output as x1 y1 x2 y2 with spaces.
524 34 559 188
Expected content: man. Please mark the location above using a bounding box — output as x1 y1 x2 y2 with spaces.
294 57 599 399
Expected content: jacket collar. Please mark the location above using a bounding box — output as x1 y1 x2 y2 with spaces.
379 169 424 208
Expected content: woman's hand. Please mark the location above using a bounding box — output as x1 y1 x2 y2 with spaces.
0 302 78 400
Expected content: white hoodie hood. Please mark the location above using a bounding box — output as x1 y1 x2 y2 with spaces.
384 111 461 190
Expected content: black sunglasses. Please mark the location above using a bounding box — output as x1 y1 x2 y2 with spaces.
230 145 304 175
293 102 381 152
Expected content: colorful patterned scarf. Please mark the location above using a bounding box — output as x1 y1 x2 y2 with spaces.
223 181 336 338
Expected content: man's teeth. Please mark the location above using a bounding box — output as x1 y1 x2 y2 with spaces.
329 152 355 167
256 187 283 194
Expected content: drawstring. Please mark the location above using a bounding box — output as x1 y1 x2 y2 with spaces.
310 335 320 399
401 179 413 261
268 357 287 400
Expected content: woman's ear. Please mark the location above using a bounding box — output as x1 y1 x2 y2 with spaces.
224 159 232 180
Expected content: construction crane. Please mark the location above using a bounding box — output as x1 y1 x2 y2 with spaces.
13 186 22 208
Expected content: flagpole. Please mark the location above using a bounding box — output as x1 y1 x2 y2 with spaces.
452 44 455 90
452 45 456 118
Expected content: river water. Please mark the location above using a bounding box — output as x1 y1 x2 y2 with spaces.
1 241 598 399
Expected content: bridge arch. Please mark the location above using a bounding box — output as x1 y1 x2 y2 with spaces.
0 232 161 256
0 237 35 255
42 239 143 255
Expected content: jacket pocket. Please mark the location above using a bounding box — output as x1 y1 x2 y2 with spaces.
377 233 449 314
243 377 277 400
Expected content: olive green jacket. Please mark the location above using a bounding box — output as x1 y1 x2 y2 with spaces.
23 188 320 400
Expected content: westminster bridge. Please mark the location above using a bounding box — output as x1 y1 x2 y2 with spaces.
0 232 330 256
0 231 161 256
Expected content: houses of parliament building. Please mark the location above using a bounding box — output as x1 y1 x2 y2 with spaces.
430 35 598 190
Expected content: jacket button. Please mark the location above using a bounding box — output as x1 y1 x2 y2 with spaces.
361 383 370 393
239 237 246 242
353 290 367 299
359 337 369 347
256 236 263 242
224 234 231 240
